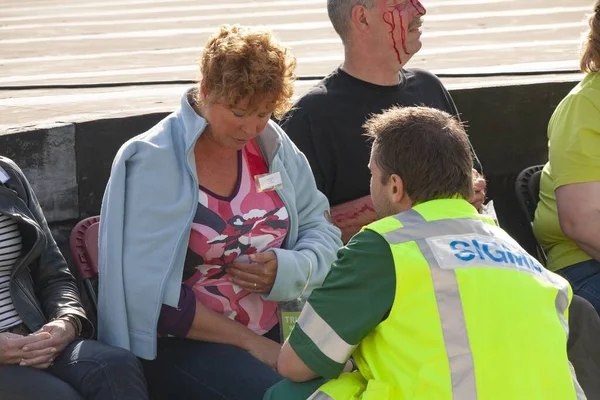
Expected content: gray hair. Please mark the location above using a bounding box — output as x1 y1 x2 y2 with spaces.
327 0 376 42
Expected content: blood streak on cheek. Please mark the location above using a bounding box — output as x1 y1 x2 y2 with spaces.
398 6 408 55
382 0 426 64
382 3 408 64
382 9 402 64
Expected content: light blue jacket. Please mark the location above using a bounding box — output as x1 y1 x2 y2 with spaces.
98 89 342 359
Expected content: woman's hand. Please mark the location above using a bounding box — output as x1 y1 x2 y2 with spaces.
245 334 281 370
0 332 52 366
20 319 77 369
228 252 278 294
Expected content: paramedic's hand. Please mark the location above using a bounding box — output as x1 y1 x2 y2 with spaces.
0 331 51 365
470 169 487 211
228 252 278 294
20 319 76 369
246 334 281 370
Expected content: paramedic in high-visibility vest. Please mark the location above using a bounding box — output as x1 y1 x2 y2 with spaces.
265 106 585 400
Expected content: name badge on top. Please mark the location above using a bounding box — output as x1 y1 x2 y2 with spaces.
255 172 283 192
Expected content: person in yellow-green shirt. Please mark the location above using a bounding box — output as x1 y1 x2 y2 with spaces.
534 0 600 313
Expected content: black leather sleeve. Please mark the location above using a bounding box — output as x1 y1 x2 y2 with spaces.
0 157 94 337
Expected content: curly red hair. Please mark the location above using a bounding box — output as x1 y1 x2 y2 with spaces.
196 25 296 119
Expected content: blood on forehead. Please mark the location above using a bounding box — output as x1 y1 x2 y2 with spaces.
380 0 425 14
380 0 426 64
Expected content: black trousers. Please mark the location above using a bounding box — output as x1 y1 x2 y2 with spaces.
0 338 149 400
568 295 600 399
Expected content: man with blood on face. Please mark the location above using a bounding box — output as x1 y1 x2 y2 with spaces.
380 0 427 64
280 0 486 243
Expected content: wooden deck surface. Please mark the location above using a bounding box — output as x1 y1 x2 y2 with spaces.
0 0 589 131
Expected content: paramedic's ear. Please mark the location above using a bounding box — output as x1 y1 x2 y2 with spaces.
389 173 413 211
388 174 404 203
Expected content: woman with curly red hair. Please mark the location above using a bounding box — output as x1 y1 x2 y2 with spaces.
97 25 342 399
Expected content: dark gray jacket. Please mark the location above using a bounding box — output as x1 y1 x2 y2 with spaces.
0 156 92 336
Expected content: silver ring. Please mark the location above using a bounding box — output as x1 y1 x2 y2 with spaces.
254 282 257 289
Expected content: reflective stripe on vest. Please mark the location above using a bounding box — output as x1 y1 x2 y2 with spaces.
307 390 332 400
384 209 584 400
314 206 584 400
297 302 356 364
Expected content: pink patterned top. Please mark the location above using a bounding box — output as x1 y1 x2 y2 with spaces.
182 138 289 334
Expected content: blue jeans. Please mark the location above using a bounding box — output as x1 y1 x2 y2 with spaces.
558 259 600 314
142 325 282 400
0 339 148 400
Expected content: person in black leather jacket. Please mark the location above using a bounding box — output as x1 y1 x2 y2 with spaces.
0 156 148 400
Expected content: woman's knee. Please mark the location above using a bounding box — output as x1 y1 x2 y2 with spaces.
0 364 83 400
70 340 144 373
104 345 143 370
54 339 148 399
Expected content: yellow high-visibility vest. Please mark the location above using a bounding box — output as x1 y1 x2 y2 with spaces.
310 199 584 400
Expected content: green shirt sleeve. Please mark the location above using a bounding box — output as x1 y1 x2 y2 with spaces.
550 92 600 189
288 229 395 379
